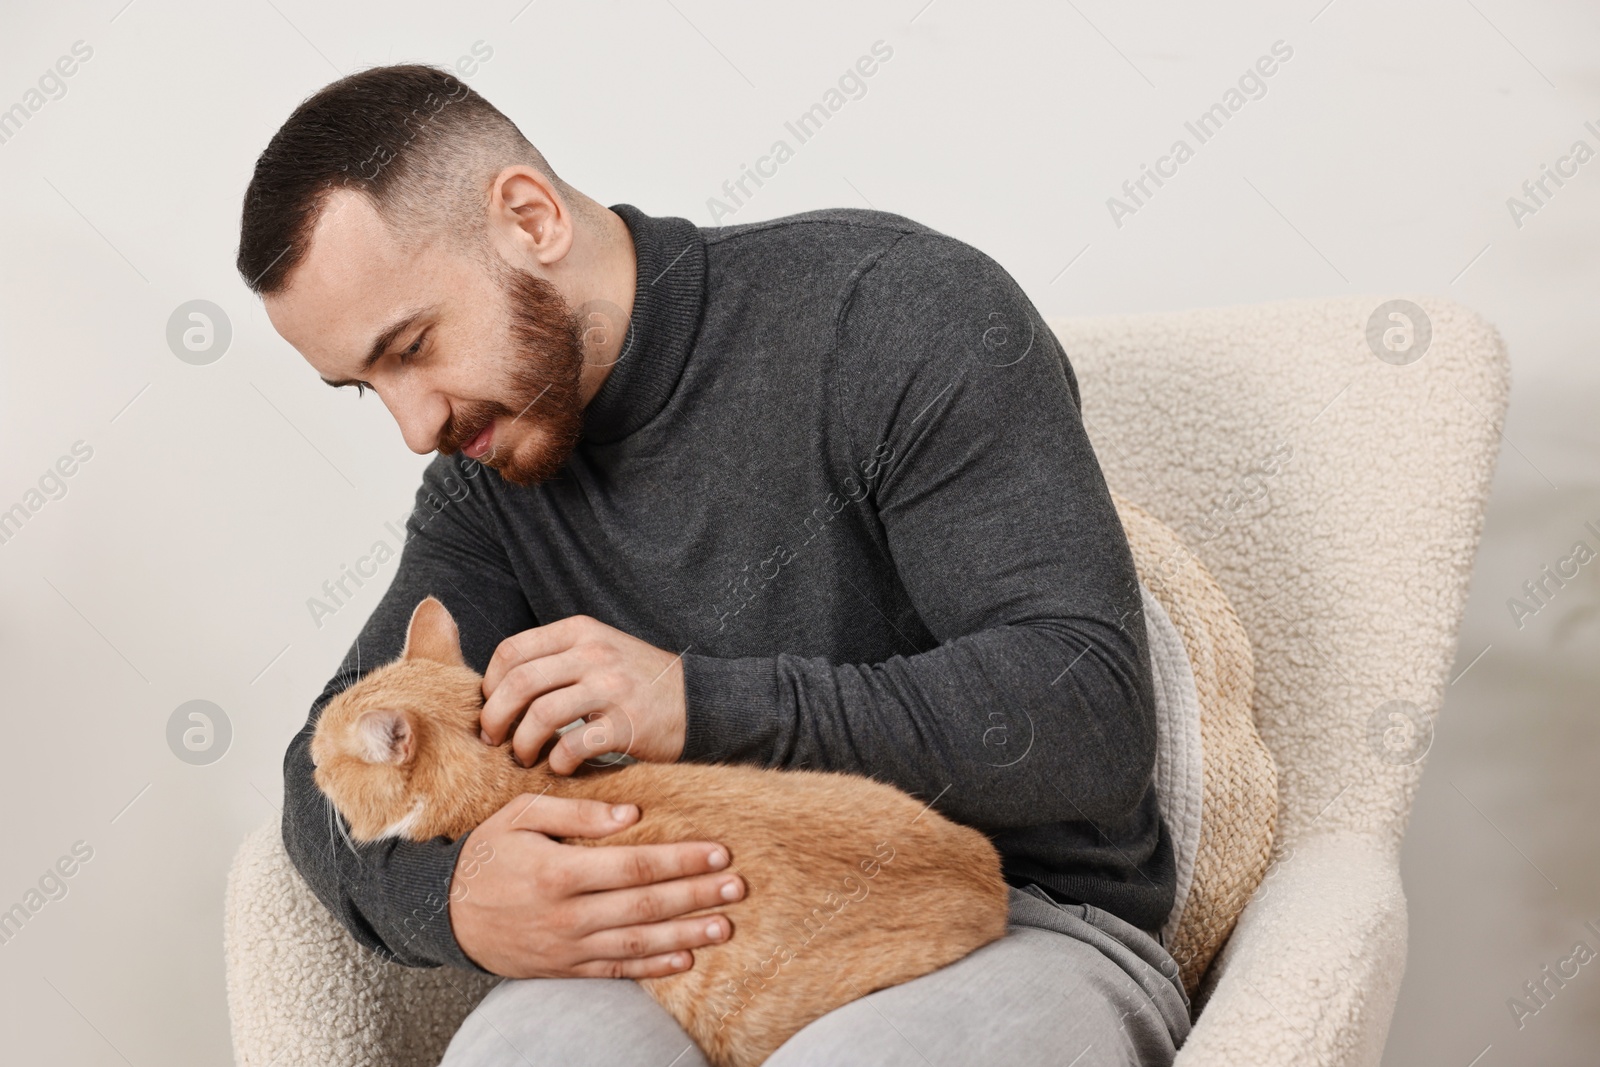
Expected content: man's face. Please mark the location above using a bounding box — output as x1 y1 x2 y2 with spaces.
264 189 587 487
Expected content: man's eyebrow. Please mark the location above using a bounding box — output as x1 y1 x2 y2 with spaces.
320 306 435 387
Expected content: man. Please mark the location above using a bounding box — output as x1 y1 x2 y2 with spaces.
239 64 1188 1065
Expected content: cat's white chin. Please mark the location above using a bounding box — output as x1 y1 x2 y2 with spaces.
374 797 428 841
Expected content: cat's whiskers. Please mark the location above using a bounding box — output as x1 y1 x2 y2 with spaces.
323 790 364 860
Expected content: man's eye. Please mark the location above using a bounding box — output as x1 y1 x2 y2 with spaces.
348 334 423 398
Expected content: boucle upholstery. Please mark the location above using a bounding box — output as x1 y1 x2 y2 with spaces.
224 295 1508 1066
1062 294 1507 1061
225 820 498 1066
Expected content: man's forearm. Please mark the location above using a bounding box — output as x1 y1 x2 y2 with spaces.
679 607 1157 832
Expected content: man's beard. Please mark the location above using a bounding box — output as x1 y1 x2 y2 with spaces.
437 262 588 487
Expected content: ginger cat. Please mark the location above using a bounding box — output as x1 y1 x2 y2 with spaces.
309 596 1009 1067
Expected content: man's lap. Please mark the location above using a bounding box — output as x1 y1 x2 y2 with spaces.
437 885 1191 1066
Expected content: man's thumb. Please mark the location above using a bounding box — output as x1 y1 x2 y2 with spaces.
502 793 638 839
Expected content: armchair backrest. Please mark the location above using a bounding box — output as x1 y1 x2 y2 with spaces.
1048 295 1509 854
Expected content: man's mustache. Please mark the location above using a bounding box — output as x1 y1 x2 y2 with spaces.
437 406 505 455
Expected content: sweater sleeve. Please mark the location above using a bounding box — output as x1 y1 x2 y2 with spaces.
279 453 534 973
679 233 1158 837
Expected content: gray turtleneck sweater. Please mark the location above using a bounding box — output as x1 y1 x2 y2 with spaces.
281 202 1174 974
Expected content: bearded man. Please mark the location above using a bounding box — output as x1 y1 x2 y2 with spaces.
239 63 1188 1066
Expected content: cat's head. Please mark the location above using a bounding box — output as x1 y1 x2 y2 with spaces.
310 596 529 843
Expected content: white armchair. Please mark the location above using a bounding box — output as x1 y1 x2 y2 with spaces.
225 294 1508 1066
1058 295 1506 1064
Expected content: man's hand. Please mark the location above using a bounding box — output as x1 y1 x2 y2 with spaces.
449 792 745 979
480 614 687 773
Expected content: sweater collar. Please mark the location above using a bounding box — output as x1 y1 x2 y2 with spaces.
580 203 707 444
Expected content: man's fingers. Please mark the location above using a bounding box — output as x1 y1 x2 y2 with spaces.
508 687 614 768
482 624 564 697
482 616 591 697
480 650 585 746
571 951 696 980
498 793 640 839
564 841 738 896
578 912 733 964
572 868 746 936
550 709 638 775
512 694 617 767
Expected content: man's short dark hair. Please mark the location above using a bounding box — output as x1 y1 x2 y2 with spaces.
236 63 571 295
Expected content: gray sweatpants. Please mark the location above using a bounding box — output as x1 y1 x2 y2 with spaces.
438 884 1192 1066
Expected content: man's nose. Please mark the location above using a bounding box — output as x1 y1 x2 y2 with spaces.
380 380 449 455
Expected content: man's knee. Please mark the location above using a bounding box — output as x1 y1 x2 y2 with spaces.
439 977 709 1067
764 921 1182 1066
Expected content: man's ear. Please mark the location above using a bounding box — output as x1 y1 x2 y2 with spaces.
354 709 416 765
401 596 466 667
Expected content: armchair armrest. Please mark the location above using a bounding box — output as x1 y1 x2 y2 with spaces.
1175 831 1408 1067
224 820 498 1067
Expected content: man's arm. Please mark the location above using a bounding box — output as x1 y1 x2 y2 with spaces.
280 453 532 971
283 453 747 976
679 233 1157 835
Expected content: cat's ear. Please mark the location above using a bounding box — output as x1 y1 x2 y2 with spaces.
402 596 465 667
354 709 416 765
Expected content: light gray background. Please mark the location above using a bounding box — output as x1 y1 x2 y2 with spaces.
0 1 1595 1063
